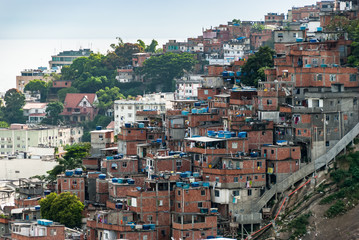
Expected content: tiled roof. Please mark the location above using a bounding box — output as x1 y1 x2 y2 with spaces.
63 93 96 108
23 103 47 110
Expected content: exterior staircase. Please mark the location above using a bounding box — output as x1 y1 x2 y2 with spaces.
253 122 359 212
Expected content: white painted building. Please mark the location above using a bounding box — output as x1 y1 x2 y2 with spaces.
175 74 203 100
23 102 48 123
114 93 174 135
223 38 251 63
0 124 83 156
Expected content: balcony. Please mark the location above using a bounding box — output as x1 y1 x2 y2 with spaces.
185 147 227 155
172 215 216 230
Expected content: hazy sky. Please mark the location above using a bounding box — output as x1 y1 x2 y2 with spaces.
0 0 320 40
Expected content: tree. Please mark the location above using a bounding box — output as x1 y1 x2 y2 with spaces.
39 192 84 228
47 143 90 181
96 86 125 114
252 23 265 32
42 101 64 125
146 39 159 53
232 19 241 25
141 52 197 91
57 87 79 103
4 88 26 124
241 46 275 86
24 79 51 102
0 121 8 128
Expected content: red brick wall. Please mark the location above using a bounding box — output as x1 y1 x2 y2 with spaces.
262 146 301 161
198 88 220 101
57 177 85 202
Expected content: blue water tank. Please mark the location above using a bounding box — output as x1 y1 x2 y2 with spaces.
112 178 118 183
143 225 150 230
106 156 114 160
191 108 197 114
96 126 102 130
185 171 192 177
193 172 200 177
65 170 74 177
194 102 201 107
99 174 106 180
207 131 215 137
203 182 210 187
176 182 183 187
156 138 162 143
224 132 232 138
300 26 306 30
138 123 145 128
191 182 200 187
75 168 83 175
250 152 259 157
222 71 228 77
118 178 124 183
35 205 41 210
218 132 225 138
149 224 156 230
231 132 236 137
296 38 303 42
124 123 131 128
127 179 135 184
44 190 51 196
180 173 188 178
317 27 323 32
181 111 189 116
310 39 317 43
115 203 123 209
238 132 247 138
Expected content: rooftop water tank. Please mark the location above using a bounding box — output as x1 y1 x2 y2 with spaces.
99 174 106 180
96 126 102 130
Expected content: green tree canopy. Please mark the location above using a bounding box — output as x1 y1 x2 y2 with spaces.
232 19 241 25
39 192 84 228
42 101 64 125
141 52 197 92
4 88 26 124
241 46 275 86
24 79 51 102
47 143 90 181
0 121 9 128
96 86 125 114
57 87 79 103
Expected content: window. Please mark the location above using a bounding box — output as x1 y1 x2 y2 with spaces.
50 229 57 236
350 74 357 82
178 190 181 196
128 113 132 118
267 99 272 105
234 177 238 182
297 130 301 135
128 106 132 110
257 162 262 167
122 162 127 168
255 176 258 180
278 33 283 38
215 190 220 197
293 33 297 37
271 150 274 154
176 159 182 167
232 142 238 149
233 190 239 196
72 180 77 185
198 202 203 208
312 58 318 65
316 74 322 81
178 203 181 208
248 189 252 196
147 215 153 221
330 74 336 82
201 190 206 196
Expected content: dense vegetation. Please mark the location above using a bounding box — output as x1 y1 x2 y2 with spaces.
319 150 359 218
39 192 84 228
240 46 275 87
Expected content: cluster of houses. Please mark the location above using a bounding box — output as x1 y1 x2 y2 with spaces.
1 0 359 239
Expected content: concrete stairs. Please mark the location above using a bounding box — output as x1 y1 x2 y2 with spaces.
253 122 359 213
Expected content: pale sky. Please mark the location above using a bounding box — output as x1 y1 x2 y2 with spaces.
0 0 323 92
0 0 321 40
